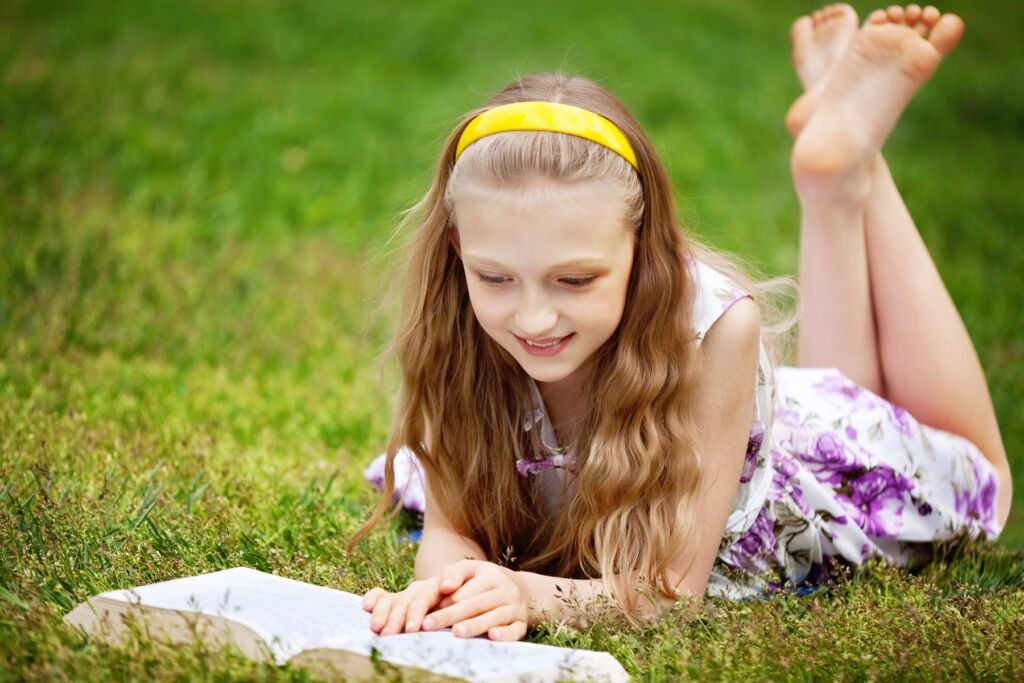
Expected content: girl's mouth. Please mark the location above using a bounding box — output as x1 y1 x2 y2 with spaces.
516 333 574 356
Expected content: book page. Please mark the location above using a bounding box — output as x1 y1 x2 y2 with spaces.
315 629 629 682
95 568 628 681
96 567 370 663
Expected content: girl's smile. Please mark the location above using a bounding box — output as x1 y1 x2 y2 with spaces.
515 332 575 356
452 177 636 393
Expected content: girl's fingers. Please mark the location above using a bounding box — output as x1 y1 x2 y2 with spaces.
438 559 483 594
381 596 409 636
422 588 504 631
403 587 441 633
446 574 493 604
487 620 529 642
362 587 386 611
450 605 523 639
369 592 396 632
369 579 444 635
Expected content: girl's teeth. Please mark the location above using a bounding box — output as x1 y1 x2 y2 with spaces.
527 339 560 348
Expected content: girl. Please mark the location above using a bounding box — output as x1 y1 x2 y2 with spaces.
355 4 1011 642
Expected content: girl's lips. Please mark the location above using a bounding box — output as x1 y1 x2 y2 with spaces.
515 333 574 357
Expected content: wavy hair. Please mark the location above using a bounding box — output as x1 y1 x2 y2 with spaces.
352 72 788 613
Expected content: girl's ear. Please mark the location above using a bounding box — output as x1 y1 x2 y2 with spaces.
448 225 462 257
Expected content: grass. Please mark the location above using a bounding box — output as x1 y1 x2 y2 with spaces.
1 0 1022 679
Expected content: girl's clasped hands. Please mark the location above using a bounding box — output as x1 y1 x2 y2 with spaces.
363 560 532 641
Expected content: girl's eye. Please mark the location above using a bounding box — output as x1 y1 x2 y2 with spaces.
561 276 596 288
478 273 509 285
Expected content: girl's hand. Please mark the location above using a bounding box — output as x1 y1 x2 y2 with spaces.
362 577 448 635
420 560 531 641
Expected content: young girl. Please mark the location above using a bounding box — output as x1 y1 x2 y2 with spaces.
355 4 1011 642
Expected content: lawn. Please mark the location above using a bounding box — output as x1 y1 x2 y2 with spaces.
2 0 1022 679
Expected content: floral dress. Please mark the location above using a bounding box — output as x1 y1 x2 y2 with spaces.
364 261 1003 596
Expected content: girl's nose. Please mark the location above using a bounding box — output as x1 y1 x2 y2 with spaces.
515 296 558 337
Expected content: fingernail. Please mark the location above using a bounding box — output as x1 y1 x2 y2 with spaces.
422 618 435 631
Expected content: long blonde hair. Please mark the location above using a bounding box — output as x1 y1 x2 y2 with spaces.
352 73 784 613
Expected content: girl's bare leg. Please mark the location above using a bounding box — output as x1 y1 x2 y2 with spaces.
864 154 1010 525
790 5 1011 525
790 4 882 394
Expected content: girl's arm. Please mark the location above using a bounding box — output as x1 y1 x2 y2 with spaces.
422 297 762 636
414 481 487 577
669 294 762 595
362 470 489 634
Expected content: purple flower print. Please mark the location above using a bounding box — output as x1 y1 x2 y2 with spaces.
973 456 998 521
775 450 800 480
363 448 427 514
720 287 749 310
954 456 999 533
769 450 810 515
740 429 763 484
516 459 554 476
814 371 880 412
801 432 861 487
845 467 914 538
977 472 998 524
884 403 914 438
774 407 802 430
729 507 777 574
953 487 971 518
516 452 575 477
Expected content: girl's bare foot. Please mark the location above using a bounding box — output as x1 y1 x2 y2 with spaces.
791 7 964 203
791 3 860 91
786 5 951 137
786 4 859 136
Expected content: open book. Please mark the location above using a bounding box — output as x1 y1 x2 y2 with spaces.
64 567 629 682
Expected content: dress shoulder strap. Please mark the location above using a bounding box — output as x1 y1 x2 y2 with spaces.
690 260 751 345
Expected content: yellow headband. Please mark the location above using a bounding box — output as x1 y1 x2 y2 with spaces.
455 101 639 170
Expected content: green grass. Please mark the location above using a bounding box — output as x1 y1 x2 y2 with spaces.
2 0 1022 679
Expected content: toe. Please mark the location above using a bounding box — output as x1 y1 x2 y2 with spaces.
867 9 889 24
905 4 923 24
928 13 964 57
791 15 814 46
785 91 817 138
921 5 941 25
887 5 906 23
826 3 855 23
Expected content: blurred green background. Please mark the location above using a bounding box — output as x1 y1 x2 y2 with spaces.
2 0 1021 547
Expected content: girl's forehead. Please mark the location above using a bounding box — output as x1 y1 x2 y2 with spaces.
453 176 628 215
453 177 636 264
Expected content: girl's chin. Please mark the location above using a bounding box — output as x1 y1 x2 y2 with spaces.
521 366 572 385
520 360 589 388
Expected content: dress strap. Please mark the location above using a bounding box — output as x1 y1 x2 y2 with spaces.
690 260 752 346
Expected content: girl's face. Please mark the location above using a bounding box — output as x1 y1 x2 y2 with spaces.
453 177 635 394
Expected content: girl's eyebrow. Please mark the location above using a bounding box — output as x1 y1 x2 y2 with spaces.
461 254 610 270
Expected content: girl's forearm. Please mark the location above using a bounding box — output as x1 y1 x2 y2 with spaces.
518 571 681 627
413 527 486 579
